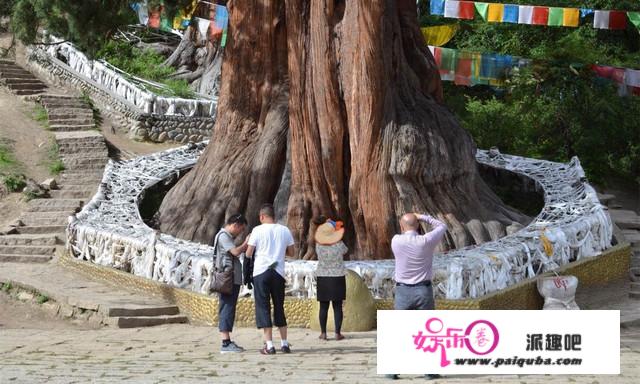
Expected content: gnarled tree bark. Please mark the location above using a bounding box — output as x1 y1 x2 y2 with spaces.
157 0 529 259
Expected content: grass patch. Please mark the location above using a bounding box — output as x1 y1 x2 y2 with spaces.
1 282 13 292
36 294 49 304
46 140 65 175
0 139 26 192
96 40 196 99
80 91 102 129
32 104 49 129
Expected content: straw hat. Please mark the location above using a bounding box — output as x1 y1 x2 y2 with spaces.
314 219 345 245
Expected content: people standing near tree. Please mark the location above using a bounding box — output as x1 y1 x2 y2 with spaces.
214 214 250 353
388 212 447 380
313 216 348 341
246 204 295 355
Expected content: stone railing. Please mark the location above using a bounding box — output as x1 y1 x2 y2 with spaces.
66 145 613 300
44 41 216 117
26 41 216 143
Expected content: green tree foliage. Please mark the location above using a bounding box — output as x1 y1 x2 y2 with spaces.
4 0 195 56
423 0 640 184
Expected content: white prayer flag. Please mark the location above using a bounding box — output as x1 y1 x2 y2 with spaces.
195 17 211 38
518 5 533 24
594 10 610 29
444 1 460 18
626 69 640 87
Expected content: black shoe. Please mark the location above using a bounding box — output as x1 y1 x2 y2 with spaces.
385 374 399 380
260 344 276 355
425 374 441 380
280 344 291 353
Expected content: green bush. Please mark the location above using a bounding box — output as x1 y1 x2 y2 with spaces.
36 294 49 304
96 40 196 99
46 141 65 175
2 173 26 192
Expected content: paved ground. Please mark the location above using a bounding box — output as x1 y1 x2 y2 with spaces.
0 323 638 384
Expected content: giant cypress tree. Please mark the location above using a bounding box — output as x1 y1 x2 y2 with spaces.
155 0 529 260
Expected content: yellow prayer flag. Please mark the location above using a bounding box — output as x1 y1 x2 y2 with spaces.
421 24 459 47
487 3 504 23
562 8 580 27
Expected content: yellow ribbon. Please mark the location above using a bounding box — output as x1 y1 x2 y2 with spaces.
421 24 459 47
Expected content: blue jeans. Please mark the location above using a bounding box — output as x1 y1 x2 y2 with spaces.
218 284 241 332
393 284 434 310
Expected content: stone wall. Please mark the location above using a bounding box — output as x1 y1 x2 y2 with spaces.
25 47 214 144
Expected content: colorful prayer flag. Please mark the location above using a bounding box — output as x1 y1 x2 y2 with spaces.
195 17 211 38
628 12 640 30
444 1 460 19
503 4 519 24
593 11 609 29
532 7 549 26
609 11 628 30
580 9 594 19
459 1 475 20
421 24 459 46
455 57 472 86
148 8 161 29
563 8 580 27
547 8 564 27
518 6 533 25
209 4 229 46
430 0 445 16
131 2 149 25
487 3 504 23
474 2 489 21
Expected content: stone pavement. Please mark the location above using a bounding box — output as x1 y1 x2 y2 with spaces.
0 324 638 384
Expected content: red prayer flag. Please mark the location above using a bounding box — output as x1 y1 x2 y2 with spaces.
532 7 549 25
608 11 628 30
459 1 475 20
611 68 625 84
455 58 472 86
148 9 161 29
434 47 442 67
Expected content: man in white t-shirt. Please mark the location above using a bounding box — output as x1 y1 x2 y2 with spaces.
246 204 295 355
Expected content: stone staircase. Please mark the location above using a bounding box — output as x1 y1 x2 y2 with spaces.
0 59 48 95
0 95 107 262
598 193 640 299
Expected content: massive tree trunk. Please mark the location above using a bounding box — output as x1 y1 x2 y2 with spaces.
158 0 529 259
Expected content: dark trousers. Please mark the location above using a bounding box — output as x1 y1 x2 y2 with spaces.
394 284 434 310
218 284 241 332
253 269 287 329
319 300 343 334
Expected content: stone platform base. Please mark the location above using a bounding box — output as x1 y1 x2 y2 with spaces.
59 242 630 329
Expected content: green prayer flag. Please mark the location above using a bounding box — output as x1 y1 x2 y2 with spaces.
628 12 640 30
547 7 564 26
474 2 489 21
440 48 458 71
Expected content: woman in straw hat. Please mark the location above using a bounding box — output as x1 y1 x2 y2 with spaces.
313 216 349 341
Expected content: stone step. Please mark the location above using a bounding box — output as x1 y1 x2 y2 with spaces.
0 72 37 80
107 305 180 317
0 68 33 76
42 100 88 107
50 189 95 199
62 156 108 167
60 147 109 158
109 315 188 329
49 118 96 126
0 245 57 256
0 234 59 246
59 173 104 182
0 254 52 263
2 78 45 85
47 112 94 120
18 212 74 226
63 162 108 171
13 89 47 95
8 83 47 91
610 209 640 230
15 225 67 235
59 145 108 154
622 230 640 247
40 94 81 100
49 124 96 132
27 198 84 212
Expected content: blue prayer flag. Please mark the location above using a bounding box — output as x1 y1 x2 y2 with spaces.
580 8 594 18
430 0 445 16
503 4 519 23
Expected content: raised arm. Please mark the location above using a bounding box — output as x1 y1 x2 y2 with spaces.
415 214 448 244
